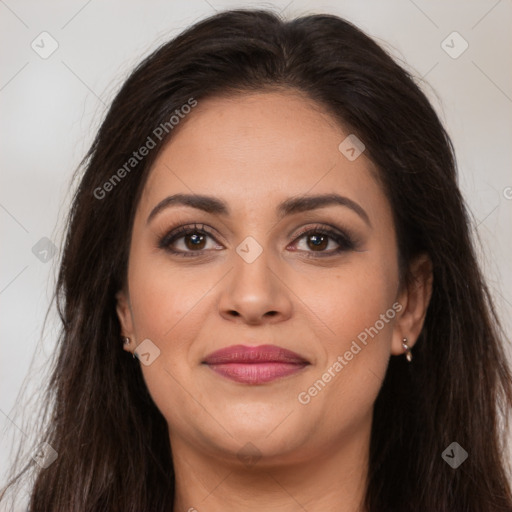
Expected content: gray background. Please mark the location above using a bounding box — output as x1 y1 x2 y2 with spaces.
1 0 511 504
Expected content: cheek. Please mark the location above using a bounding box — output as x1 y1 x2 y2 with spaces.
297 256 398 401
126 256 209 427
302 257 398 345
128 252 205 340
296 280 396 433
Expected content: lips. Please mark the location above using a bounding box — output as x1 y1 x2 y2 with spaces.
203 344 309 364
202 344 309 384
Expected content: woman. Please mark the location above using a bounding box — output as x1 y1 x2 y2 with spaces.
2 8 511 511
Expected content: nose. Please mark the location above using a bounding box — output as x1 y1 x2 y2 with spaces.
217 247 293 325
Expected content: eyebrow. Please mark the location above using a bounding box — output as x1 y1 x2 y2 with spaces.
147 193 371 227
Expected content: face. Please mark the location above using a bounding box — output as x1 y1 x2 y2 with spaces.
117 90 427 467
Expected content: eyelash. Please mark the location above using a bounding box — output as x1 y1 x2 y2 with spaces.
158 222 357 258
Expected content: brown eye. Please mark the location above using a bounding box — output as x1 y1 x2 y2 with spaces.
159 223 224 257
306 233 329 251
184 232 207 250
291 226 356 257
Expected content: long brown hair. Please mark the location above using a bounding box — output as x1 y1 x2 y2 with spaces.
2 8 511 511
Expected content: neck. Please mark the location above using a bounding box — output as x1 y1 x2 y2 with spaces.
170 420 370 512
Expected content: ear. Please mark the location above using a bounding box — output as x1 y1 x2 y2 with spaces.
391 253 433 356
116 289 135 353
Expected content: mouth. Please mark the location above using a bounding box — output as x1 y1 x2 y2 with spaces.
202 344 310 384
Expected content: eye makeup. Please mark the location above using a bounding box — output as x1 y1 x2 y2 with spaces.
157 221 361 258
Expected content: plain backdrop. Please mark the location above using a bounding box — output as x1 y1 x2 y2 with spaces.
1 0 511 504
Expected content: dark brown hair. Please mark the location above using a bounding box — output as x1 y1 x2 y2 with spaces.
2 8 512 511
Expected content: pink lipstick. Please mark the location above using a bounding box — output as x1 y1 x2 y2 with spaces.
202 344 309 384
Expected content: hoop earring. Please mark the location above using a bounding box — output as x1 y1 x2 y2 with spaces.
402 338 413 362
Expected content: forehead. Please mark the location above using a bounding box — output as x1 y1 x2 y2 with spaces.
139 90 387 221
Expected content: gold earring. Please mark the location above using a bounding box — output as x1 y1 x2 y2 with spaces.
402 338 413 362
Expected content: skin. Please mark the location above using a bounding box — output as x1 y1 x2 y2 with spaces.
116 90 432 512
